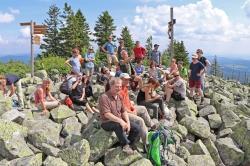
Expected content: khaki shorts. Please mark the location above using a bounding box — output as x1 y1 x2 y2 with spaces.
85 67 94 76
107 54 118 64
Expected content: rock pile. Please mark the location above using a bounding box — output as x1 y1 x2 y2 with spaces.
0 71 249 166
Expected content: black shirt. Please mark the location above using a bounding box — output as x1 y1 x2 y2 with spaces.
5 74 20 85
199 56 207 66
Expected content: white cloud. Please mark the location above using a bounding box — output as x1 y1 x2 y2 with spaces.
9 8 20 14
0 12 15 23
125 0 250 56
0 35 8 44
242 0 250 18
20 27 30 38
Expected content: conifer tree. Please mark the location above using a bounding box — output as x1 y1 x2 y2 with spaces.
59 4 91 56
145 35 153 55
40 4 62 57
94 11 116 47
59 3 74 57
210 55 222 77
172 40 189 67
120 26 134 55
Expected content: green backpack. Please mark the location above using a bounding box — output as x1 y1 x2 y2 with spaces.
147 126 176 166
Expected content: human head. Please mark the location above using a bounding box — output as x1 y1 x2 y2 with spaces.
173 71 180 79
148 77 160 89
0 75 6 89
88 46 94 53
72 47 80 57
109 77 122 96
171 58 176 64
154 44 159 50
101 67 110 75
177 61 183 68
121 50 128 59
137 59 143 65
192 53 199 62
120 73 131 86
196 49 203 58
42 79 51 92
108 35 113 42
119 39 124 46
135 41 140 47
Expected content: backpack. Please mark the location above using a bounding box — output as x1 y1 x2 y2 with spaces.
147 126 176 166
60 77 73 95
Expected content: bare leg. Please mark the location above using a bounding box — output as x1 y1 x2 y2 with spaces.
165 87 173 102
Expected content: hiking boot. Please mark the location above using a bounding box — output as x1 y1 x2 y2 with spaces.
122 145 135 155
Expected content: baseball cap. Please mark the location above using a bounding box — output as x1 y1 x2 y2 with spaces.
119 73 131 79
154 44 160 47
192 53 199 59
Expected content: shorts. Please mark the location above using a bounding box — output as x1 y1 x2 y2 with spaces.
107 54 118 64
189 79 202 89
171 91 185 101
85 67 94 76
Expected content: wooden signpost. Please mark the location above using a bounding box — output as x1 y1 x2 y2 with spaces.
20 21 47 77
168 7 176 64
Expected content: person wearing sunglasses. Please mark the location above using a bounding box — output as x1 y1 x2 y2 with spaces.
164 71 186 103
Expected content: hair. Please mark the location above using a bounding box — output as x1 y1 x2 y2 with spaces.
109 77 121 86
101 67 109 74
150 61 156 68
171 58 176 63
196 48 203 54
42 79 51 93
148 77 160 88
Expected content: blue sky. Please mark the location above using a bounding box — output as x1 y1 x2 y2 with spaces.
1 0 250 59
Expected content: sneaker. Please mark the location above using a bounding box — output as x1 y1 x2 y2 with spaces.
122 145 135 155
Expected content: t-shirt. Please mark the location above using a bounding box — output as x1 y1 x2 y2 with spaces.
119 86 135 112
99 90 125 123
179 67 188 79
103 42 116 55
133 47 146 59
69 57 81 74
173 78 186 98
189 62 204 81
199 56 207 66
85 53 95 68
119 61 130 74
5 74 20 85
150 50 161 65
135 65 144 75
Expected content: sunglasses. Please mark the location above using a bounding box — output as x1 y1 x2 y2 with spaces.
174 75 179 77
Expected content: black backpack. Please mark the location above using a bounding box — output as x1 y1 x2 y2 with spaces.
60 77 73 95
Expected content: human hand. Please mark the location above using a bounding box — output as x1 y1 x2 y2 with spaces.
126 122 131 134
120 120 128 131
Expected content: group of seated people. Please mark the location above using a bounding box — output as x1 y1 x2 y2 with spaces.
0 42 207 156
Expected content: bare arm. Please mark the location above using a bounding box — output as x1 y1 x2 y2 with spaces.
65 59 72 68
9 83 16 97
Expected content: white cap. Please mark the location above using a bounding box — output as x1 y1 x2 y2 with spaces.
119 73 131 79
110 71 116 77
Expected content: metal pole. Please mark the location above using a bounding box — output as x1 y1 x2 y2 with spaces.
30 20 34 77
170 7 174 61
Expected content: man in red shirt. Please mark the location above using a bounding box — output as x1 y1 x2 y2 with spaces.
119 73 155 149
133 41 147 63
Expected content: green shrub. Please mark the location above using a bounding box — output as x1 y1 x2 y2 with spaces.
0 61 30 78
35 55 70 76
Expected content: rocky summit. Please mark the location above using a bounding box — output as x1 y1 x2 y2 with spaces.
0 71 249 166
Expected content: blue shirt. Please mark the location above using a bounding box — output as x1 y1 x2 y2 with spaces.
85 53 95 68
150 50 161 65
69 57 81 74
103 42 116 55
189 62 204 81
135 65 144 75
